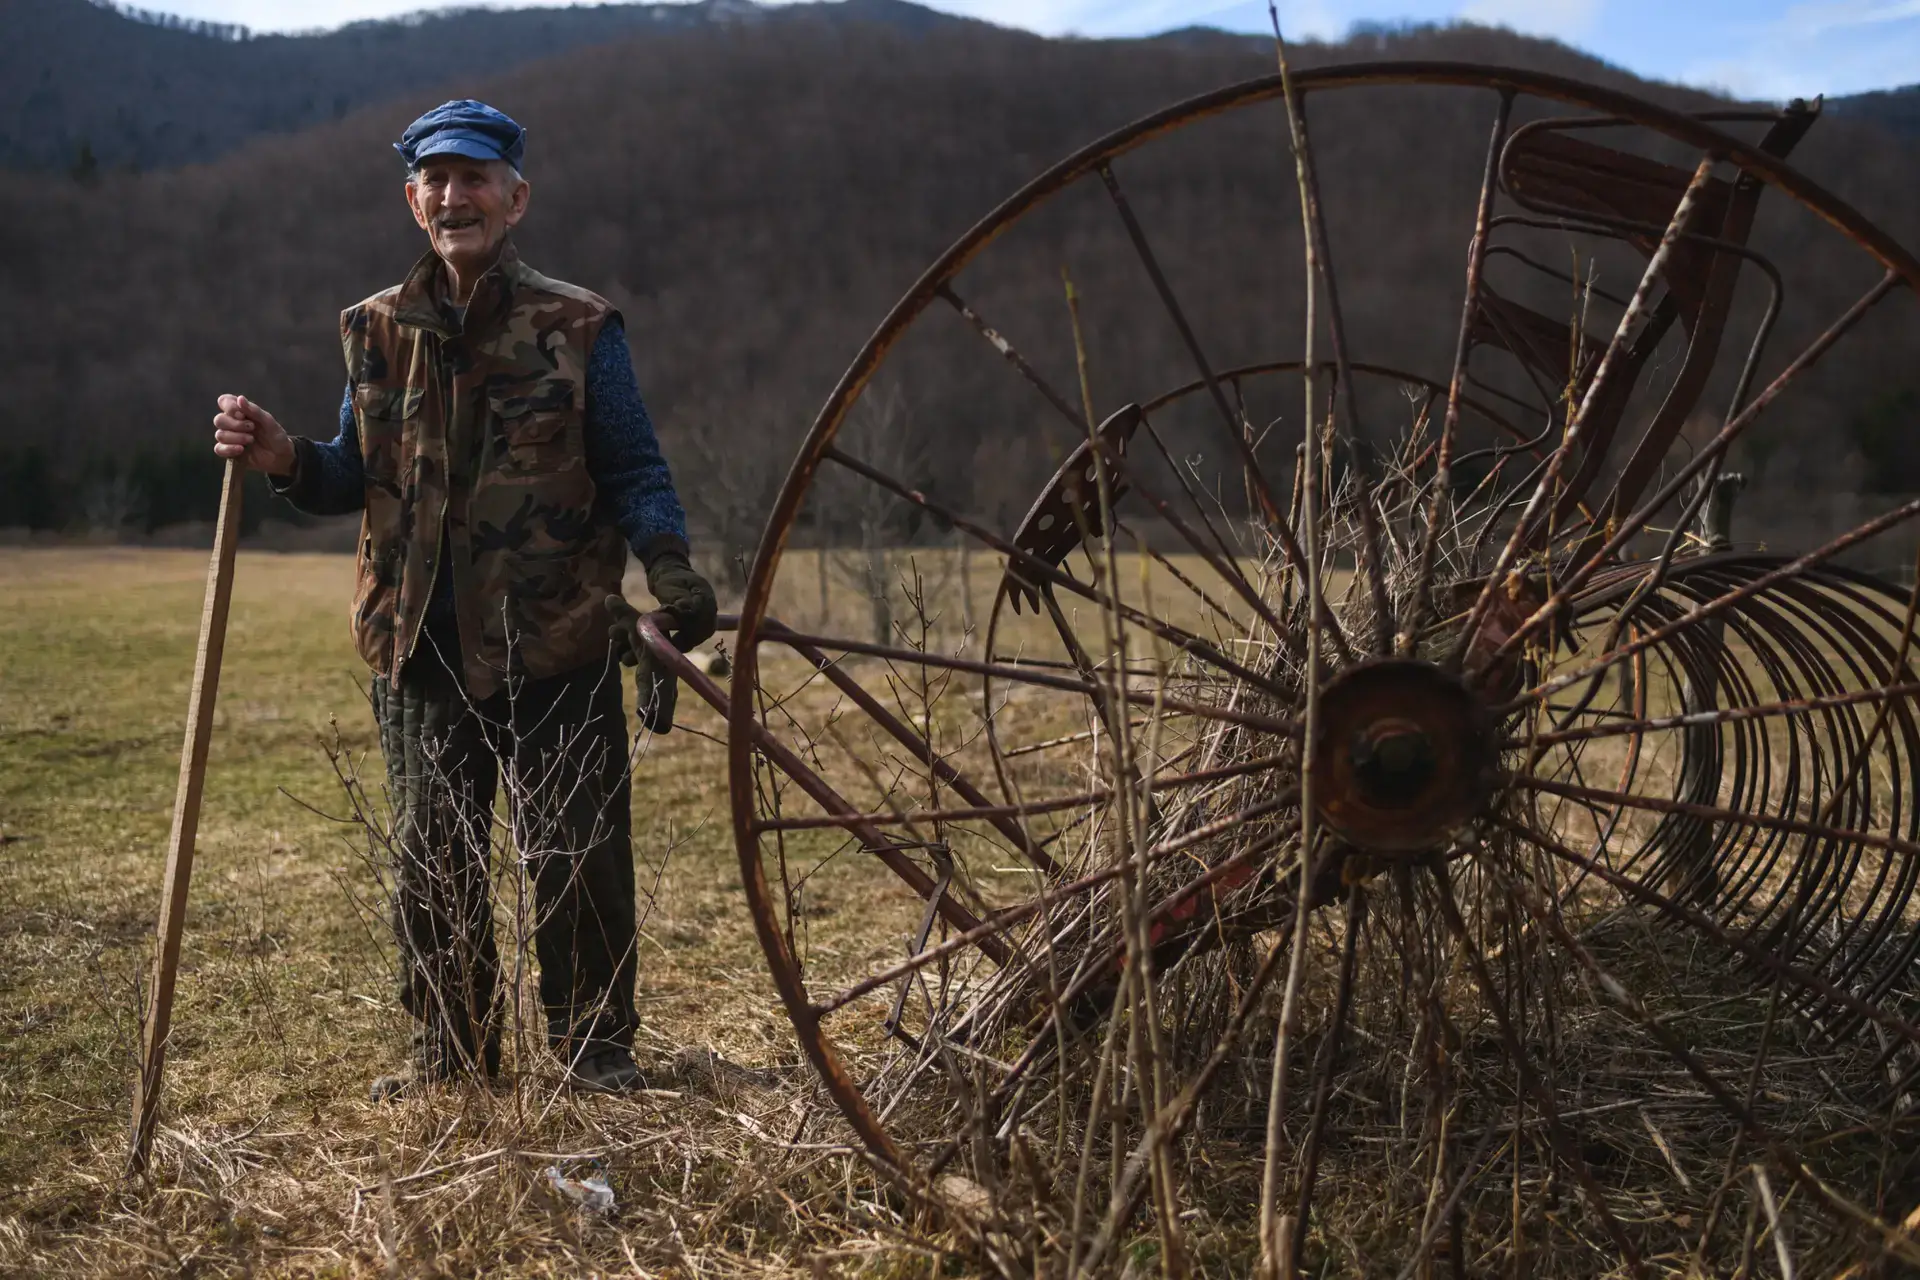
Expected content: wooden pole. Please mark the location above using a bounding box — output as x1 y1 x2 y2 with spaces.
128 458 244 1176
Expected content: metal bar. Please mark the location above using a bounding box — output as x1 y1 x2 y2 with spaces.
1488 272 1899 668
1451 156 1716 673
755 752 1288 832
638 614 1010 966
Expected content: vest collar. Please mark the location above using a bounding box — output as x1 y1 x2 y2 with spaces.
389 239 525 338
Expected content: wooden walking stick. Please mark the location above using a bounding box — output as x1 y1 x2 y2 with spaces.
128 457 244 1177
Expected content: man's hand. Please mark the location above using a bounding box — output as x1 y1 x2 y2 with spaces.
211 394 297 477
606 594 679 735
645 553 718 652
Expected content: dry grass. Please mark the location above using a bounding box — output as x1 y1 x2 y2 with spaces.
0 548 992 1277
8 540 1920 1278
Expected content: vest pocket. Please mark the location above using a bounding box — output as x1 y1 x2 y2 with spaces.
487 392 573 474
355 383 422 479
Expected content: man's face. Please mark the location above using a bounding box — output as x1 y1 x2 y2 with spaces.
404 156 529 274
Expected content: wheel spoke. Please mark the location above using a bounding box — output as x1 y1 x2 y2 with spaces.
1495 814 1920 1052
1095 159 1358 666
756 751 1290 833
819 445 1306 708
1404 89 1515 657
937 282 1087 432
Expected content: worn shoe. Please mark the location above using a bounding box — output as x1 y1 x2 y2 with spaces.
369 1041 500 1104
369 1067 424 1104
566 1045 646 1093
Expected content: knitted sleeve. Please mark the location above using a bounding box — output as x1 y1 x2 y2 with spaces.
268 386 367 517
584 315 690 568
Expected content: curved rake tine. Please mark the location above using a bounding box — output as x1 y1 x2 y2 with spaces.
1501 494 1920 715
1489 859 1920 1271
1487 272 1901 668
1496 815 1920 1053
1451 155 1716 673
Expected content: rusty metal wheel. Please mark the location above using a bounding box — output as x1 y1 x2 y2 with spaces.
690 61 1920 1274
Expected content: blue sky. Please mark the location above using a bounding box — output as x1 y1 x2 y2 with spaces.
144 0 1920 100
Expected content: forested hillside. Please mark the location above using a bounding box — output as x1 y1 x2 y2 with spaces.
1833 84 1920 141
1 0 972 172
1 3 1916 558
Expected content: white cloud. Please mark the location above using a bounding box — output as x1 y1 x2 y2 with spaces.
1679 0 1920 97
1455 0 1603 41
890 0 1347 39
1775 0 1920 35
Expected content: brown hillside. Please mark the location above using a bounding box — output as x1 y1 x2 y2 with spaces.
1 15 1915 552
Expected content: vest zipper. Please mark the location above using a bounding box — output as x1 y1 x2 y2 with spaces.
401 331 454 668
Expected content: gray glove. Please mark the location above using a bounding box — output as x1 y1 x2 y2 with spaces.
607 595 678 735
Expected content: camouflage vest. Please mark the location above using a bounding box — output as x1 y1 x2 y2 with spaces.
342 242 627 699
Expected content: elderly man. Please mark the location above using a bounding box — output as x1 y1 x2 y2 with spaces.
211 100 715 1099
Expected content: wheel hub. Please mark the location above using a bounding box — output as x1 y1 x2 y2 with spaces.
1312 659 1496 853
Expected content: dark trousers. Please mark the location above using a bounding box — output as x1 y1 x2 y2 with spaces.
370 641 636 1073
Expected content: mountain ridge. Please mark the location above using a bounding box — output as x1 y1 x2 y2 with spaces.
1 5 1916 551
20 0 1915 174
6 0 989 172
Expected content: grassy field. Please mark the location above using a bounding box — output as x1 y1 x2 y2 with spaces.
12 542 1918 1276
0 547 999 1277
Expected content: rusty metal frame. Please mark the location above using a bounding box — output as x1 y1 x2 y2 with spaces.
693 62 1920 1227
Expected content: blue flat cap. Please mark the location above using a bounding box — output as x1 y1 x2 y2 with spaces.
394 99 526 170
